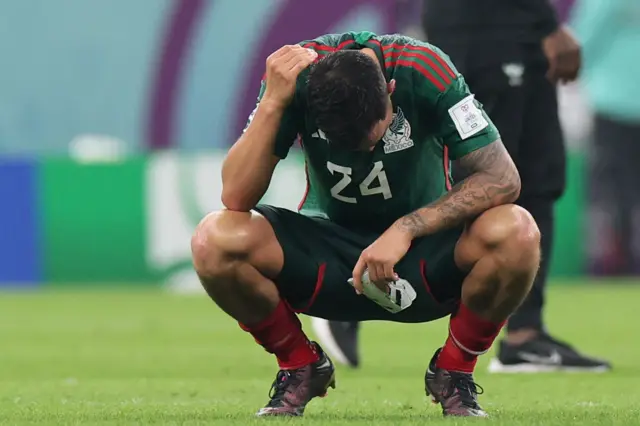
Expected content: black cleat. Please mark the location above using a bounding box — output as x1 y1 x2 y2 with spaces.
425 349 488 417
256 343 336 417
311 318 360 368
488 333 612 373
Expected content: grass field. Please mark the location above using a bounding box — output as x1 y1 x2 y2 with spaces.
2 282 639 425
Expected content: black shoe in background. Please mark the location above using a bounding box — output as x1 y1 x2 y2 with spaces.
311 319 360 368
488 333 612 373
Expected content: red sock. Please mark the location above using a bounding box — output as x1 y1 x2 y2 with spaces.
239 301 319 370
436 303 506 373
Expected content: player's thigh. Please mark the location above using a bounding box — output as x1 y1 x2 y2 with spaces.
254 205 391 321
391 226 467 323
518 66 566 201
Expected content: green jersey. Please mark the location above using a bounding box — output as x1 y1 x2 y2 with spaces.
247 32 500 232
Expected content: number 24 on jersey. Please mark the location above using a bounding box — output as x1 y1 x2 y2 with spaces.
327 161 392 204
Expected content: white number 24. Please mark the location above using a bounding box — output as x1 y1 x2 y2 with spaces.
326 161 392 204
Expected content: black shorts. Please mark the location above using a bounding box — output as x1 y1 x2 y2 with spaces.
254 205 467 323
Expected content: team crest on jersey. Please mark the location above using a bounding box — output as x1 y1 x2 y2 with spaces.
382 107 414 154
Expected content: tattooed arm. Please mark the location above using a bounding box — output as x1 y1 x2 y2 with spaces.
394 139 521 239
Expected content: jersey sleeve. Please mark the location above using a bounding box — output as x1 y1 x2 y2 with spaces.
433 76 501 160
397 40 500 160
243 80 300 159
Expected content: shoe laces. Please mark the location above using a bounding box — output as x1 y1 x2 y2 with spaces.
266 370 299 407
448 372 484 409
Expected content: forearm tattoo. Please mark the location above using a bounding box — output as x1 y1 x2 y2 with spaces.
396 140 521 238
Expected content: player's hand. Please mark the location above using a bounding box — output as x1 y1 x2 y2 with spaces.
261 45 318 109
352 227 413 295
543 25 581 84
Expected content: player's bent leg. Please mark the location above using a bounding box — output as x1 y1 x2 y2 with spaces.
191 210 336 417
191 210 284 324
455 204 540 322
425 204 540 417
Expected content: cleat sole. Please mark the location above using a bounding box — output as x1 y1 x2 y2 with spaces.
319 373 337 398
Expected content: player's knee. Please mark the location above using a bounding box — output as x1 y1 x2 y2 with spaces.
191 210 259 278
472 204 541 269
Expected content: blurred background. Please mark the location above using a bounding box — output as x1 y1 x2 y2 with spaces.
0 0 638 291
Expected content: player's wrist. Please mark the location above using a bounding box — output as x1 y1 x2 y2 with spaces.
258 96 290 113
245 98 287 132
391 219 420 242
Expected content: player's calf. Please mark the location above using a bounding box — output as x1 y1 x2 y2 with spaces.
191 210 334 416
426 204 540 417
458 204 541 322
191 210 311 365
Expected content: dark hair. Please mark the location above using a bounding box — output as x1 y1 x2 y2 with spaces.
307 50 387 149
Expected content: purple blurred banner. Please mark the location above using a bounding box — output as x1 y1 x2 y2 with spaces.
147 0 396 150
555 0 576 22
148 0 207 152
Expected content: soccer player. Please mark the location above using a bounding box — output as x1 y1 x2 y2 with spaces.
424 0 611 373
191 32 541 417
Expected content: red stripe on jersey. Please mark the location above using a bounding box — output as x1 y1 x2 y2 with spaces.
443 145 452 191
298 162 311 211
303 42 335 52
386 59 446 92
383 43 456 79
297 136 310 211
303 40 355 52
336 39 356 49
384 51 452 85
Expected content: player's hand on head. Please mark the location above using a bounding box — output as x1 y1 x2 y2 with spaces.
262 45 318 109
351 227 413 295
543 25 581 84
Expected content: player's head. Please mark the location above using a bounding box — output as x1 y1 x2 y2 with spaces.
307 49 395 151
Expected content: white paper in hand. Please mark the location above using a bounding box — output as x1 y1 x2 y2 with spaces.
348 270 417 313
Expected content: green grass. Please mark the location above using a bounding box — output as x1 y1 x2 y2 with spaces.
1 282 639 425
